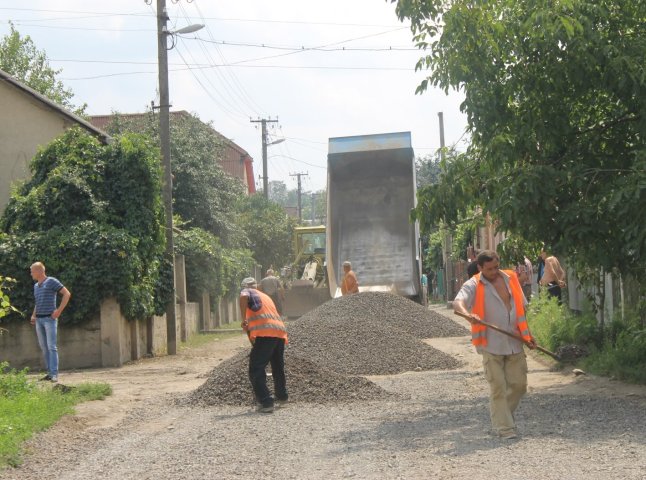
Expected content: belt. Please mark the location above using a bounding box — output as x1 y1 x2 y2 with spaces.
36 313 53 318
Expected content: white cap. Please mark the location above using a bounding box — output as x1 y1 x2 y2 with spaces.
241 277 257 288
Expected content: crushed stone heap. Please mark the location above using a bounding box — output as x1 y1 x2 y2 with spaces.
287 292 465 375
186 350 396 406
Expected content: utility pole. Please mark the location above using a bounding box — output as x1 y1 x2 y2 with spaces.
290 172 308 223
251 118 279 199
438 112 453 302
156 0 177 355
311 192 316 224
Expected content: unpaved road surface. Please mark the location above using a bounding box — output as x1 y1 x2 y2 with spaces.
3 307 645 480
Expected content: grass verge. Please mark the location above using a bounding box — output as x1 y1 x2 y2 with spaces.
0 362 111 469
527 292 646 384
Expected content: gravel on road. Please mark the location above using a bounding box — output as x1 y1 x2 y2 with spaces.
3 305 645 480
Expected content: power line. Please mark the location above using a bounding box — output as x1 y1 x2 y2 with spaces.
0 7 405 28
60 63 415 80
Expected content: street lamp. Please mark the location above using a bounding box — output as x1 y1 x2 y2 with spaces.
156 0 204 354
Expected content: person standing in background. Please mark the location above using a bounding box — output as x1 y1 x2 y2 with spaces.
516 256 534 302
259 269 285 315
30 262 71 383
539 248 566 302
341 261 359 295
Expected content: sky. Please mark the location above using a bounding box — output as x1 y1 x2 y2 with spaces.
0 0 469 193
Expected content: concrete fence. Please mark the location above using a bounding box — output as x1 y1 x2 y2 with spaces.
0 254 243 371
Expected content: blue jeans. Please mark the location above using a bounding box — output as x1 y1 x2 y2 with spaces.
35 317 58 377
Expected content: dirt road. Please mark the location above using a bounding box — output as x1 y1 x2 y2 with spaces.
3 307 645 480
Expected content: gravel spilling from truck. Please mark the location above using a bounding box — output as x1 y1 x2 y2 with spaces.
287 292 465 375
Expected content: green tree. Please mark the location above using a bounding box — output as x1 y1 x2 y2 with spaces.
104 111 246 247
395 0 646 276
416 152 442 189
0 23 77 111
236 194 297 272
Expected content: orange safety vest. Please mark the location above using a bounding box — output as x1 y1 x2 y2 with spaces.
245 290 288 344
470 270 532 347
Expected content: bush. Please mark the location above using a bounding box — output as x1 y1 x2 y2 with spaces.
525 290 601 351
528 291 646 384
0 129 169 324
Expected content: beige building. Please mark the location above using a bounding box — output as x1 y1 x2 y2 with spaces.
0 68 109 214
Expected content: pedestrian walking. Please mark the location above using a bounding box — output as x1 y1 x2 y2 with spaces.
239 277 288 413
30 262 71 383
453 250 536 439
340 261 359 295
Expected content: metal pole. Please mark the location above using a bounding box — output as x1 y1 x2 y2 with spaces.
157 0 177 354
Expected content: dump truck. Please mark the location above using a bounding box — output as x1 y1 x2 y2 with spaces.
282 225 332 318
326 132 422 300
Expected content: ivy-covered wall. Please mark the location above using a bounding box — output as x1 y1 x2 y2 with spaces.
0 128 170 325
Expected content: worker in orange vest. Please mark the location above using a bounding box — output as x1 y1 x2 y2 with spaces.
239 277 289 413
453 250 536 439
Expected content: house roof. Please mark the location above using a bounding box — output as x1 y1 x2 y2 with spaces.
88 111 256 193
0 68 110 143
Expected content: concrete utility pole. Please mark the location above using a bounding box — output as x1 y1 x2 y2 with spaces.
290 172 308 222
438 112 454 302
251 118 279 199
155 0 203 354
156 0 177 355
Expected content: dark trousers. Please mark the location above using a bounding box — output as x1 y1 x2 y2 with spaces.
546 283 562 303
249 337 288 407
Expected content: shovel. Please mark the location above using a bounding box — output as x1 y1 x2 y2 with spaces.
454 311 561 361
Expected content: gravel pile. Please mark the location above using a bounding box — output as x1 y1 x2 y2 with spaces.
184 350 396 407
322 291 468 338
287 292 463 375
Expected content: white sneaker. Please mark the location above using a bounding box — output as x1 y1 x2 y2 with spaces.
50 376 58 383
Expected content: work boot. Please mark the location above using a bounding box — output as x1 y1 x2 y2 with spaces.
256 404 274 413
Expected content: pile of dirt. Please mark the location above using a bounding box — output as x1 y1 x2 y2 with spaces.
185 350 396 407
287 292 464 375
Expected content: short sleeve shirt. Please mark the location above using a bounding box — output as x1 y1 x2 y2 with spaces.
34 277 64 316
259 276 281 296
454 272 526 355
